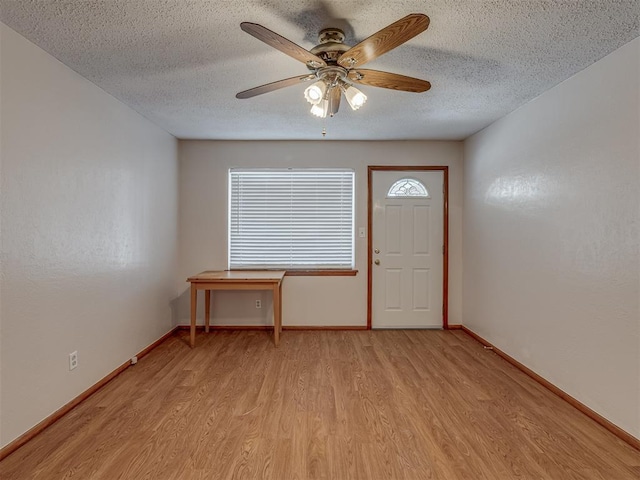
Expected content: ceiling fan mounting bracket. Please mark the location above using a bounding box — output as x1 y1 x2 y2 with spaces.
306 60 324 69
318 28 345 44
342 57 357 67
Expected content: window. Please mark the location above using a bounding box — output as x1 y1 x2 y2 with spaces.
229 168 355 270
387 178 429 198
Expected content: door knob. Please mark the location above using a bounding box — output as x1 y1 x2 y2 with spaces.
374 248 380 254
374 259 380 265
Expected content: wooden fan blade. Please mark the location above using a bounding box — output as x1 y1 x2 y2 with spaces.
328 87 341 116
236 74 316 99
348 69 431 92
338 14 429 68
241 22 327 68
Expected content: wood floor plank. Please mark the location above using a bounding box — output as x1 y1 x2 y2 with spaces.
1 329 638 479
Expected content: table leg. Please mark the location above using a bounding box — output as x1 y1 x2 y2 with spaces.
273 283 281 347
279 281 283 333
190 284 197 348
204 290 211 333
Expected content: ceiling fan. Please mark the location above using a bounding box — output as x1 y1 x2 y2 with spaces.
236 13 431 118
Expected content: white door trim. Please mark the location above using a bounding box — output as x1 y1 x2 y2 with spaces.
367 166 449 329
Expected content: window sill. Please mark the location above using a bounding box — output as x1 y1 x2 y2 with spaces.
285 269 358 277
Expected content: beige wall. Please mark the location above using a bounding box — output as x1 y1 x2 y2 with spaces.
177 140 463 328
0 24 179 447
463 38 640 438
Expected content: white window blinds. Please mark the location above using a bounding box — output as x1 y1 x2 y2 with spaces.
229 168 355 269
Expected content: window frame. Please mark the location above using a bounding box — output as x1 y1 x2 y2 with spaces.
228 168 357 275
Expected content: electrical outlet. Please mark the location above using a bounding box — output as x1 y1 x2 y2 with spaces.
69 351 78 371
255 299 262 309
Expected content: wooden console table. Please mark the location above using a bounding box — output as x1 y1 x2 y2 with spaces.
187 270 286 348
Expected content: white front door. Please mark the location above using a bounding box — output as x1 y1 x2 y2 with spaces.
371 170 444 328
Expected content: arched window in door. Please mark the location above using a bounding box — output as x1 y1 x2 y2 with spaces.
387 178 429 198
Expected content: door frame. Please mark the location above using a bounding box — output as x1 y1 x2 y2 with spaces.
367 166 449 329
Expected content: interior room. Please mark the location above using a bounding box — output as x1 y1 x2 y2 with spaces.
0 1 638 478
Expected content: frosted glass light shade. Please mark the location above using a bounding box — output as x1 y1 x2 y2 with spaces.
344 85 367 110
304 81 327 105
310 99 328 118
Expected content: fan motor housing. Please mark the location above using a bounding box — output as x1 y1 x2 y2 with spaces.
309 28 351 66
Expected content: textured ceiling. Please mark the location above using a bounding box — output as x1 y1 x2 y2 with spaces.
1 1 638 140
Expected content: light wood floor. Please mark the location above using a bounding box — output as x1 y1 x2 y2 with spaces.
1 330 639 479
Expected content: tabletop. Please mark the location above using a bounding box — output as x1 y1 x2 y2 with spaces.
187 270 286 283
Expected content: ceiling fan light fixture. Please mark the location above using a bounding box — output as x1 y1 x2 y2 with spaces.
343 84 367 110
310 98 329 118
304 81 327 105
237 15 431 119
